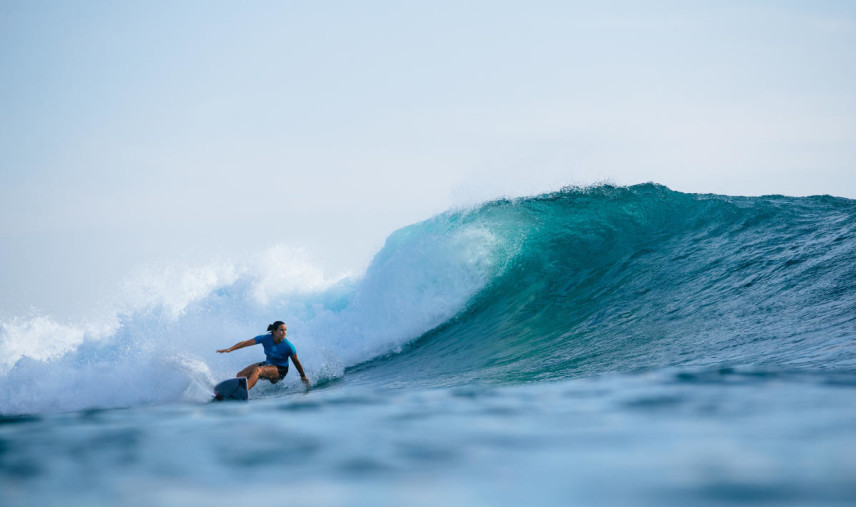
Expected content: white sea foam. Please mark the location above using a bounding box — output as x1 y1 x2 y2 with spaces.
0 316 114 375
0 216 511 415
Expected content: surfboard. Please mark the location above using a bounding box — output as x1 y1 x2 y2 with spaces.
213 377 249 401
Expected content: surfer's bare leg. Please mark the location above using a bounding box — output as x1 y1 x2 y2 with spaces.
236 363 257 379
237 364 282 390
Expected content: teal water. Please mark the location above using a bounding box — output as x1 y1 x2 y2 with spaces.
2 184 855 505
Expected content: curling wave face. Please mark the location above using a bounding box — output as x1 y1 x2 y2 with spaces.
352 184 856 386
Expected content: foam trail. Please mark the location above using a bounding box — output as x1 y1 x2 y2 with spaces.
0 218 511 414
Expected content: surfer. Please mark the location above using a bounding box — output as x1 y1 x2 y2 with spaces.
217 321 310 390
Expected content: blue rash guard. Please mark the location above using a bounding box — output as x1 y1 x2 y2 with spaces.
252 334 297 368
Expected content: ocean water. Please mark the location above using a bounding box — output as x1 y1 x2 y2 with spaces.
1 183 855 506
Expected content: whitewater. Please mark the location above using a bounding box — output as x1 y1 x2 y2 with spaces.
2 183 855 506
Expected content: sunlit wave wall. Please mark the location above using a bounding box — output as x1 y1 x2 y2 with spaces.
1 184 854 415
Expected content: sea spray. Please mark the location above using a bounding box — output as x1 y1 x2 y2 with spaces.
0 216 513 414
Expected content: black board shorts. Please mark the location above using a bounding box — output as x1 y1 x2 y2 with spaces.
257 361 288 383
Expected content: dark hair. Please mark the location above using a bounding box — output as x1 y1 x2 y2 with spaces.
267 321 286 333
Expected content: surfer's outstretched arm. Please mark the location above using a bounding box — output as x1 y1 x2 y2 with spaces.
291 354 311 387
216 339 256 354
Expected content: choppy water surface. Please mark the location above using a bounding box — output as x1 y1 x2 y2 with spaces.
2 184 855 505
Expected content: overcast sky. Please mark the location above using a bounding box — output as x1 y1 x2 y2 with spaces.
1 1 855 318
